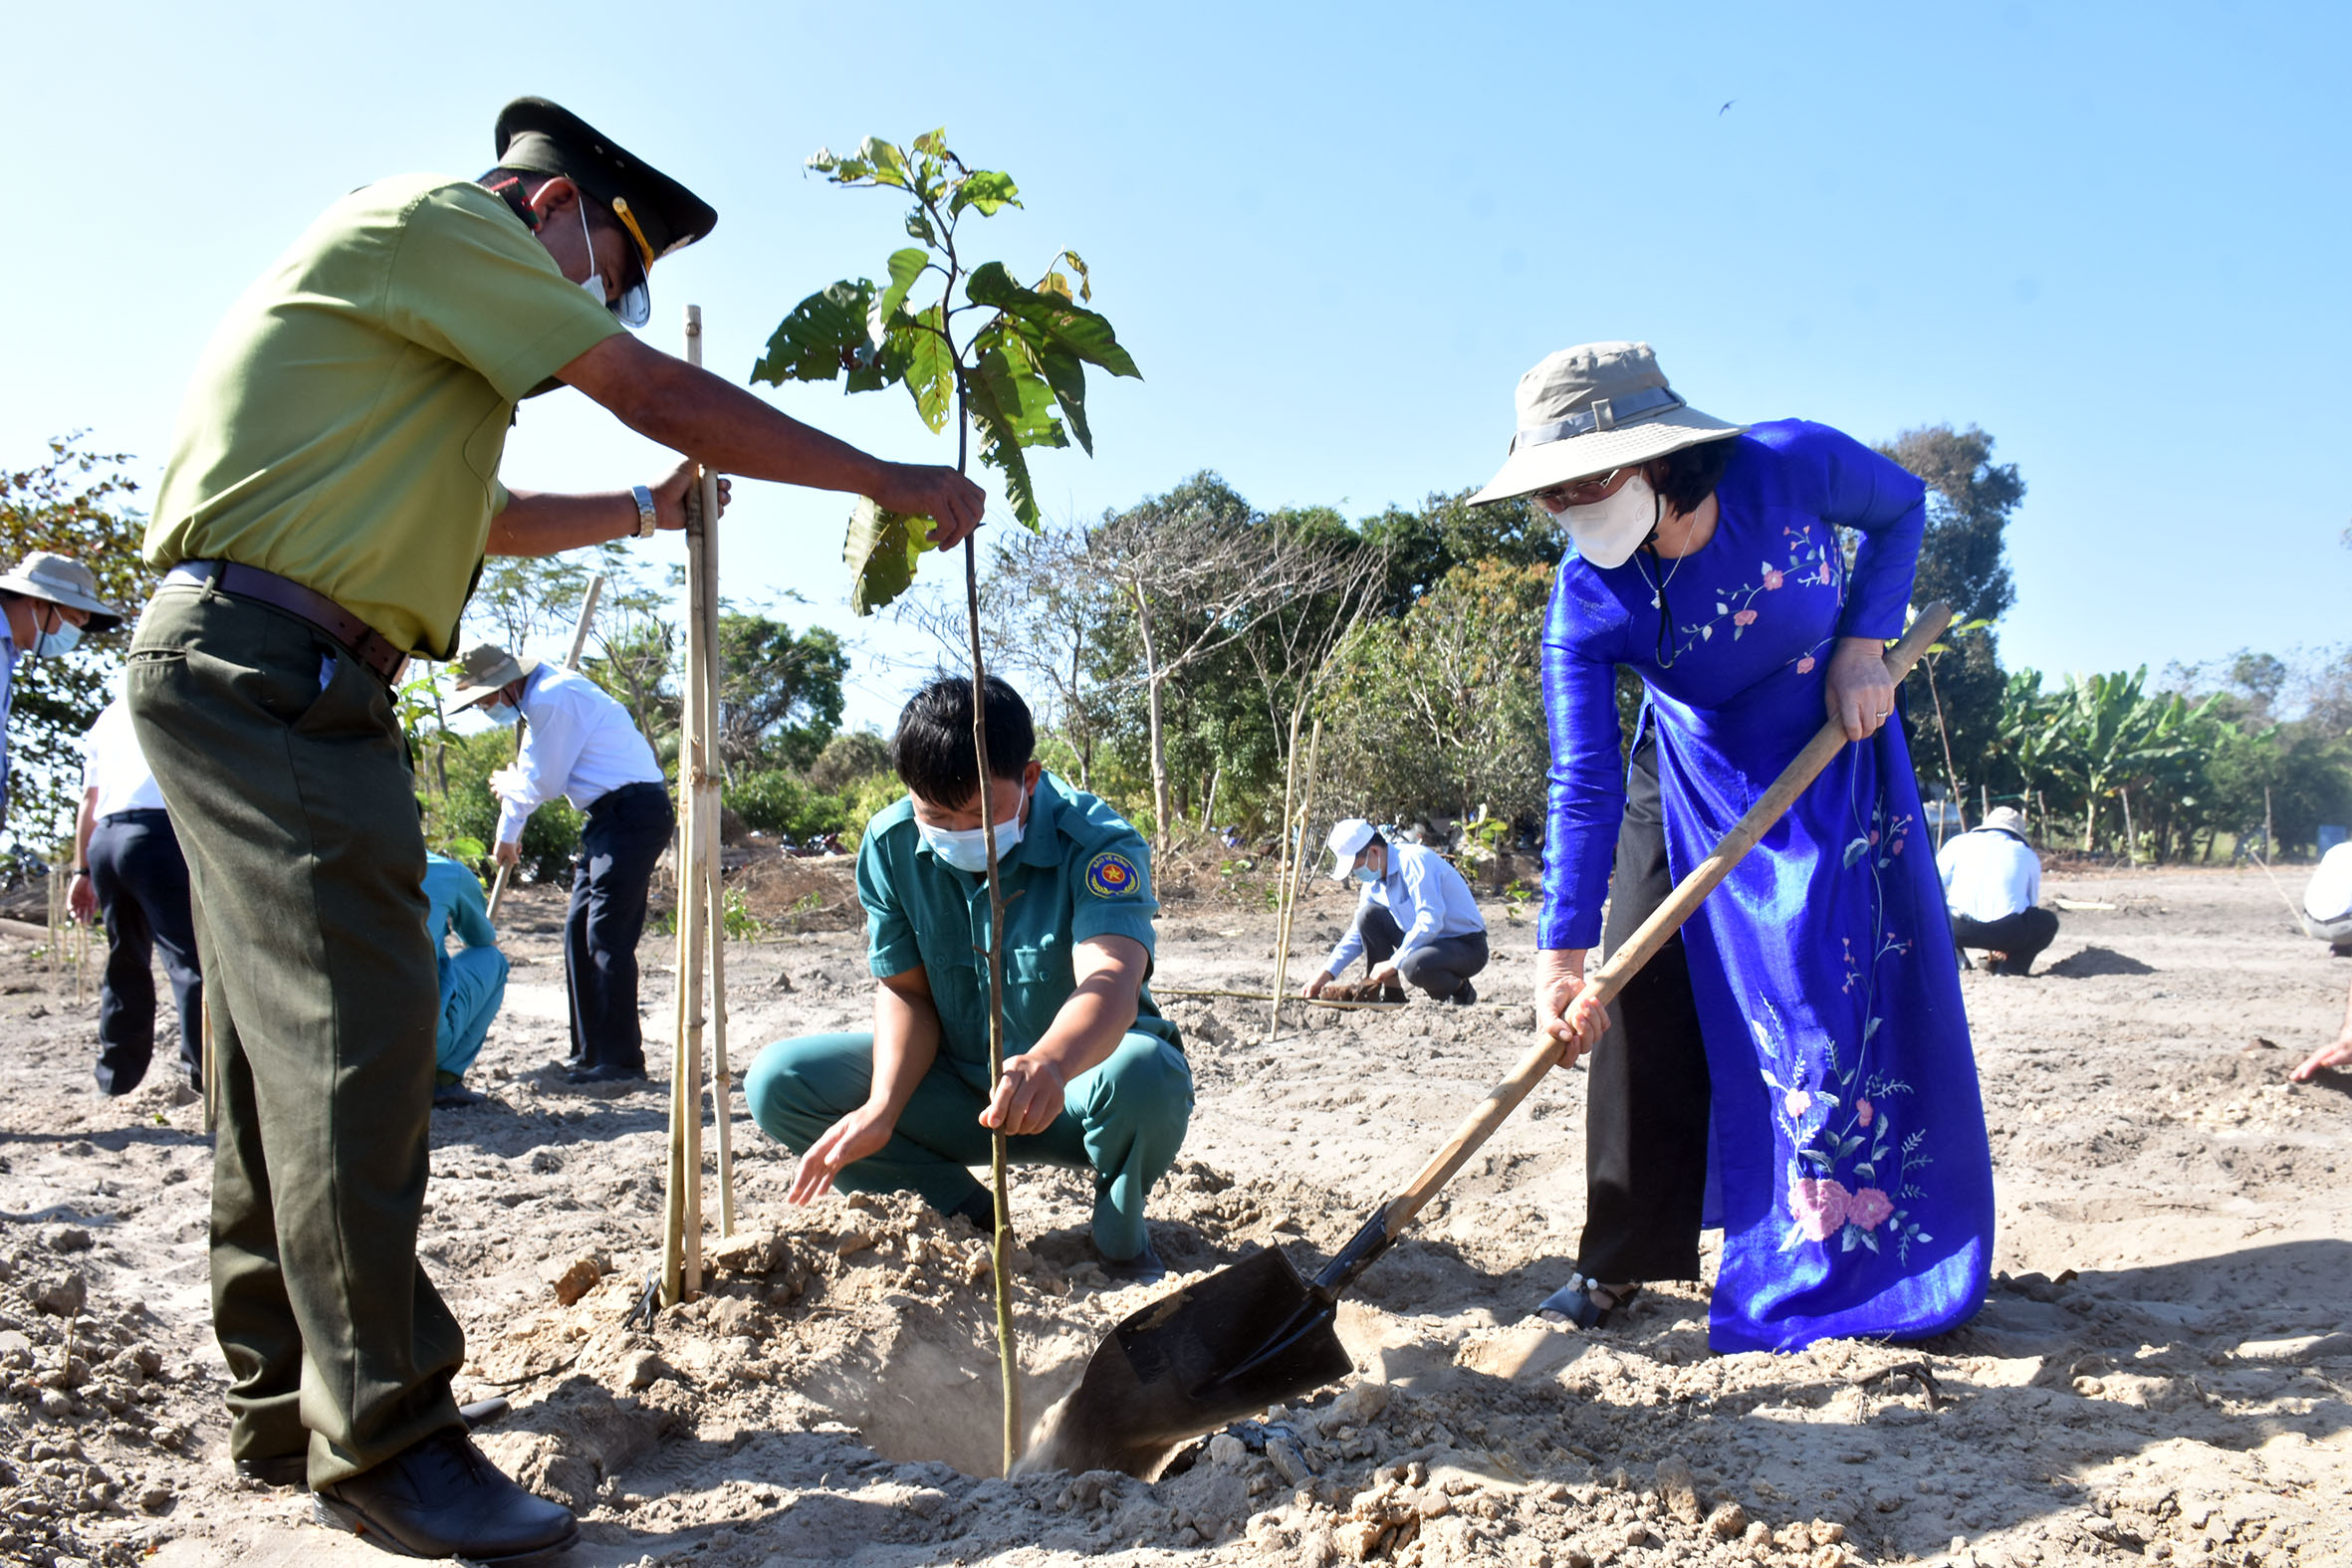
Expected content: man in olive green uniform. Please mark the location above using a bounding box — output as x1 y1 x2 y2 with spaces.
747 675 1192 1280
130 98 984 1564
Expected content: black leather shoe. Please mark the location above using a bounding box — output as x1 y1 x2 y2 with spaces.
1449 980 1479 1006
235 1454 309 1490
565 1063 647 1086
432 1082 486 1109
313 1428 577 1565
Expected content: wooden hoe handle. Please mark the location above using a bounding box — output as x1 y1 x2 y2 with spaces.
1377 604 1954 1236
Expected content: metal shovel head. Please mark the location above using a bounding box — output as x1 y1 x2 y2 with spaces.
1039 1244 1354 1476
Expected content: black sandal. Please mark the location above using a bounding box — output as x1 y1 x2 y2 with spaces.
1537 1273 1642 1328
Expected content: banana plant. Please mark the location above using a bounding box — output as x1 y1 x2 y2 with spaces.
751 130 1141 613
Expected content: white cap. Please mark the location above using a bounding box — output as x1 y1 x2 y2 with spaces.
1324 817 1378 881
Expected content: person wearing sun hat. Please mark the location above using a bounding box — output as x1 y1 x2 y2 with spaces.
124 96 988 1564
1937 804 2060 975
1495 341 1994 1354
449 640 670 1086
0 551 123 828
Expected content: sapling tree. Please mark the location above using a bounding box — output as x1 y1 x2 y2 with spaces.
752 129 1140 1473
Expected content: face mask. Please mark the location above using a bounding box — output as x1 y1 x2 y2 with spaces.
577 202 611 311
30 613 80 658
484 700 520 729
1553 471 1662 568
919 787 1029 873
1352 860 1381 885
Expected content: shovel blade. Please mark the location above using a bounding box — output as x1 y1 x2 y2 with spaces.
1032 1245 1355 1476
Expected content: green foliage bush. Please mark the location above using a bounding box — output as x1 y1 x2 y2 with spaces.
726 771 847 843
422 728 588 883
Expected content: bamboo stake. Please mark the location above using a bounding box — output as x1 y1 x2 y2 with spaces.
694 447 734 1239
1268 718 1323 1040
1153 985 1403 1010
663 306 719 1306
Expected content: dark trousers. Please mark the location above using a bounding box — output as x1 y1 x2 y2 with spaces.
128 584 461 1486
1951 906 2060 976
1580 732 1712 1283
89 808 205 1095
567 782 673 1072
1357 905 1489 999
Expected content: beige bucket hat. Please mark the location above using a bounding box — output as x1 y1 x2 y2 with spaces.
448 642 540 708
0 551 124 632
1469 341 1748 506
1982 805 2031 841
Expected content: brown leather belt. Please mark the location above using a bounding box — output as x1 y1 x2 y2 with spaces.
163 560 410 683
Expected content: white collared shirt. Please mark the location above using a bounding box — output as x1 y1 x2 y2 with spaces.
81 695 167 819
493 664 665 845
1936 827 2041 923
1324 840 1486 975
2304 842 2352 924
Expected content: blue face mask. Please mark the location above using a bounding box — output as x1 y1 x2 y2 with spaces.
918 786 1029 873
1352 861 1381 885
484 700 520 729
30 615 81 658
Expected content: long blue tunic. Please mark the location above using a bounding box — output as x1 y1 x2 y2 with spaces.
1539 419 1995 1353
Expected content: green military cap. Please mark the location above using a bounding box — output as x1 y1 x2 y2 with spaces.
491 96 718 328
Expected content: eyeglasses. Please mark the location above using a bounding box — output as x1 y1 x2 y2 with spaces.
1530 468 1632 513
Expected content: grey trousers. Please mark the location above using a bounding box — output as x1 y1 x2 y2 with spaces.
1357 905 1489 999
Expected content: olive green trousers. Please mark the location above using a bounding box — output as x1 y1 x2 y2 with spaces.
127 582 461 1486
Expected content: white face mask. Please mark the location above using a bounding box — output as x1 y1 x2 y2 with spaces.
576 202 611 310
484 699 520 729
1553 471 1662 568
919 786 1029 873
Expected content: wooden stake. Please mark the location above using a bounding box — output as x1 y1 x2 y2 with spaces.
1268 718 1322 1039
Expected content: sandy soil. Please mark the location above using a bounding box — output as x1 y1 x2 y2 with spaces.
0 865 2345 1567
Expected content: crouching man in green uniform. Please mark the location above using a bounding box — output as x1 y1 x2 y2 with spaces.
747 675 1192 1282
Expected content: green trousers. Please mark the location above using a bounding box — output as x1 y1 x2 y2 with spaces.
745 1030 1193 1260
127 583 460 1486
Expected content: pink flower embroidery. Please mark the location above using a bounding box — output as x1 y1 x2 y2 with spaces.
1763 568 1784 590
1795 655 1816 674
1817 561 1834 584
1855 1098 1874 1128
1733 608 1758 627
1846 1187 1894 1231
1891 837 1905 854
1783 1088 1813 1119
1789 1178 1851 1241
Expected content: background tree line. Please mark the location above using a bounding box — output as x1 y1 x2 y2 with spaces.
8 426 2347 889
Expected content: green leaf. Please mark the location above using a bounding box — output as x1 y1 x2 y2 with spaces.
911 126 949 157
1039 343 1093 456
970 331 1067 448
859 136 911 189
842 496 931 616
960 359 1044 530
870 248 930 347
897 304 955 435
949 169 1022 216
964 261 1140 378
752 280 880 386
905 209 938 247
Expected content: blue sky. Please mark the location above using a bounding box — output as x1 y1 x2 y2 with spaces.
6 0 2345 731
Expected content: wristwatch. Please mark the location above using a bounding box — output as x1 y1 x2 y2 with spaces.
630 484 658 539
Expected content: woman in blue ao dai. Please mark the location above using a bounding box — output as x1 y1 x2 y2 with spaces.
1470 341 1995 1354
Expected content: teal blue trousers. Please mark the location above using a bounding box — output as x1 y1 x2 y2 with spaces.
435 947 507 1081
745 1031 1192 1261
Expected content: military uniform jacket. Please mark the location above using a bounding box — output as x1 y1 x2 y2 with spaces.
856 773 1182 1087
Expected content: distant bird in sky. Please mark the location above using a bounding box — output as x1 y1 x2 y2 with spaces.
1720 99 1738 115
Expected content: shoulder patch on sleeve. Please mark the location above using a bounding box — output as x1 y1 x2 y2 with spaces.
1084 850 1141 899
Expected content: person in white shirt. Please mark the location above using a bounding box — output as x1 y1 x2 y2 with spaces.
2299 840 2352 954
451 642 671 1085
1936 805 2059 976
68 690 204 1095
1302 817 1490 1004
